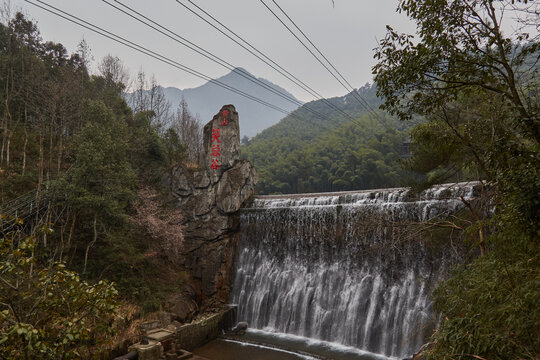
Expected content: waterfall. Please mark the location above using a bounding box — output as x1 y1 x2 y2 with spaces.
231 182 478 358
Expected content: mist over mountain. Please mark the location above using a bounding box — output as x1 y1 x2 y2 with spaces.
148 68 302 137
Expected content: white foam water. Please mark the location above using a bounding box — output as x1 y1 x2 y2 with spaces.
231 182 479 358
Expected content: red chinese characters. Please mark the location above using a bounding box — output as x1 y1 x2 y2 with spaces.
212 128 221 143
210 158 220 170
210 108 231 170
221 109 229 126
210 127 221 169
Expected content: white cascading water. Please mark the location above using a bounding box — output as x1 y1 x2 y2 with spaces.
231 182 479 358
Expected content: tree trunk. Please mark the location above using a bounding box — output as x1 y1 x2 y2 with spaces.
83 215 98 274
22 128 27 176
478 226 485 256
37 119 44 197
5 134 10 168
1 68 11 167
67 211 76 250
57 124 63 175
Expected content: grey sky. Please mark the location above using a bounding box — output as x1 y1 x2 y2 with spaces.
7 0 419 102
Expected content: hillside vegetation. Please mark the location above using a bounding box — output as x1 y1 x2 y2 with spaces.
373 1 539 358
0 13 198 358
242 84 420 194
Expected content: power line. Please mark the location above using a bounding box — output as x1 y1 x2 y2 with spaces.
24 0 346 135
178 0 319 100
175 1 330 102
259 0 392 129
173 0 362 125
104 1 308 111
25 0 297 116
268 0 381 117
103 0 358 125
0 166 75 219
103 0 345 124
259 1 351 96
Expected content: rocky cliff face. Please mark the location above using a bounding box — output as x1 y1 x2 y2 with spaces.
171 105 257 302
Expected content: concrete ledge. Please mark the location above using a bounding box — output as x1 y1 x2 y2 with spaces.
175 306 236 351
128 340 163 360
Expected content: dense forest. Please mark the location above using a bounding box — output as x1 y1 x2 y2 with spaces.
242 84 426 194
0 12 204 358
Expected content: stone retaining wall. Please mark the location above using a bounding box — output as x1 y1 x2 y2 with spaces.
175 306 237 351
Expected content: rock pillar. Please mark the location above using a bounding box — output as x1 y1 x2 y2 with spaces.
203 105 240 182
171 105 257 301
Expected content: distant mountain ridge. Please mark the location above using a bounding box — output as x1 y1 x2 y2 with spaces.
137 68 302 137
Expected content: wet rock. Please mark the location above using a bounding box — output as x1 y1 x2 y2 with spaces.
231 321 248 335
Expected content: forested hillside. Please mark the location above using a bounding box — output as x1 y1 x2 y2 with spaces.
242 84 417 194
0 13 201 358
373 1 539 358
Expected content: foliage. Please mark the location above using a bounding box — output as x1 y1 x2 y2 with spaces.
373 0 539 143
163 127 187 180
0 229 119 360
373 0 540 358
429 235 539 359
242 84 415 194
126 110 167 184
243 84 380 171
0 12 89 199
67 99 135 225
0 12 191 319
132 187 184 265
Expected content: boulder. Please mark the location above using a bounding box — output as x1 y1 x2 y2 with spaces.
231 321 248 335
165 293 199 324
216 160 258 214
203 105 240 183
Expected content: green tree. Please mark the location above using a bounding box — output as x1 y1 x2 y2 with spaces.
373 1 540 358
126 110 167 184
163 127 186 180
373 0 539 143
66 100 135 274
0 230 119 360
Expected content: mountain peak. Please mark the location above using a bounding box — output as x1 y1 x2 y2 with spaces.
231 67 251 74
133 69 301 137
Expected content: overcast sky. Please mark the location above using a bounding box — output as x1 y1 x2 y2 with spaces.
7 1 417 102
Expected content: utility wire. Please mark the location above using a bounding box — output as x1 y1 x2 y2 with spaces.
24 0 346 135
174 0 360 124
268 0 381 117
104 0 350 124
259 0 393 129
259 0 352 98
0 166 74 218
104 0 309 112
25 0 298 116
178 0 318 100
